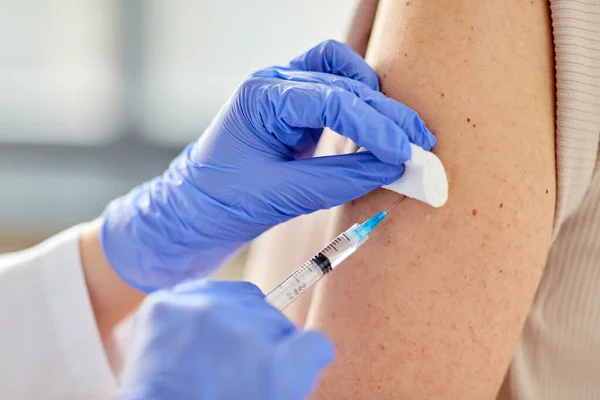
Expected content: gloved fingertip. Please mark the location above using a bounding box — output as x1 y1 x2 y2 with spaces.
218 281 267 300
293 331 336 369
412 116 437 151
323 40 379 91
354 153 405 184
398 135 414 166
380 164 405 185
289 40 380 91
373 135 412 167
367 73 380 92
422 126 437 152
173 280 265 299
232 280 265 296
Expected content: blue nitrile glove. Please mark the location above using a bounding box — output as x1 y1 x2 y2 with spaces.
118 280 334 400
101 40 436 292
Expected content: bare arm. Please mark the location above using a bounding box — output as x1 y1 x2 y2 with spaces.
79 221 144 338
307 0 556 398
344 0 379 56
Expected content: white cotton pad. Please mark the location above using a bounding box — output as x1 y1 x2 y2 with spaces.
359 144 449 208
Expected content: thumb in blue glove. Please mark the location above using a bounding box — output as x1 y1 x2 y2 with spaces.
101 40 436 292
117 280 334 400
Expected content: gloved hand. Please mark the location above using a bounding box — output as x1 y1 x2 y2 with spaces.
101 39 436 292
118 280 334 400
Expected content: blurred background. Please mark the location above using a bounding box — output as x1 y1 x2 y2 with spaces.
0 0 356 274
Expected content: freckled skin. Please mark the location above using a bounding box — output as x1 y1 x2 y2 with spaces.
307 0 555 398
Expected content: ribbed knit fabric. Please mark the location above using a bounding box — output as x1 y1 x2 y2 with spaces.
498 1 600 398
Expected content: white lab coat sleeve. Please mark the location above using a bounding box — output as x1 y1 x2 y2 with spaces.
0 225 118 400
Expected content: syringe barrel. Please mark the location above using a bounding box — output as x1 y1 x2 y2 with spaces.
320 224 363 269
266 225 364 311
266 254 329 311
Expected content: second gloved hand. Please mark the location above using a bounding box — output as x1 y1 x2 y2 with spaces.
118 281 334 400
101 40 436 292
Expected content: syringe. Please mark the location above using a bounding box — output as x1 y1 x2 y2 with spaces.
266 196 406 311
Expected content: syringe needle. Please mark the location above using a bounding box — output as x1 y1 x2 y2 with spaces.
384 195 406 213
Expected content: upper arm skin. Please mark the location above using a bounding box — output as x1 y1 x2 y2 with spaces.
307 1 556 398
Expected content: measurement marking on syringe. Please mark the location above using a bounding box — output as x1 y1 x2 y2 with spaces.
267 207 396 311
